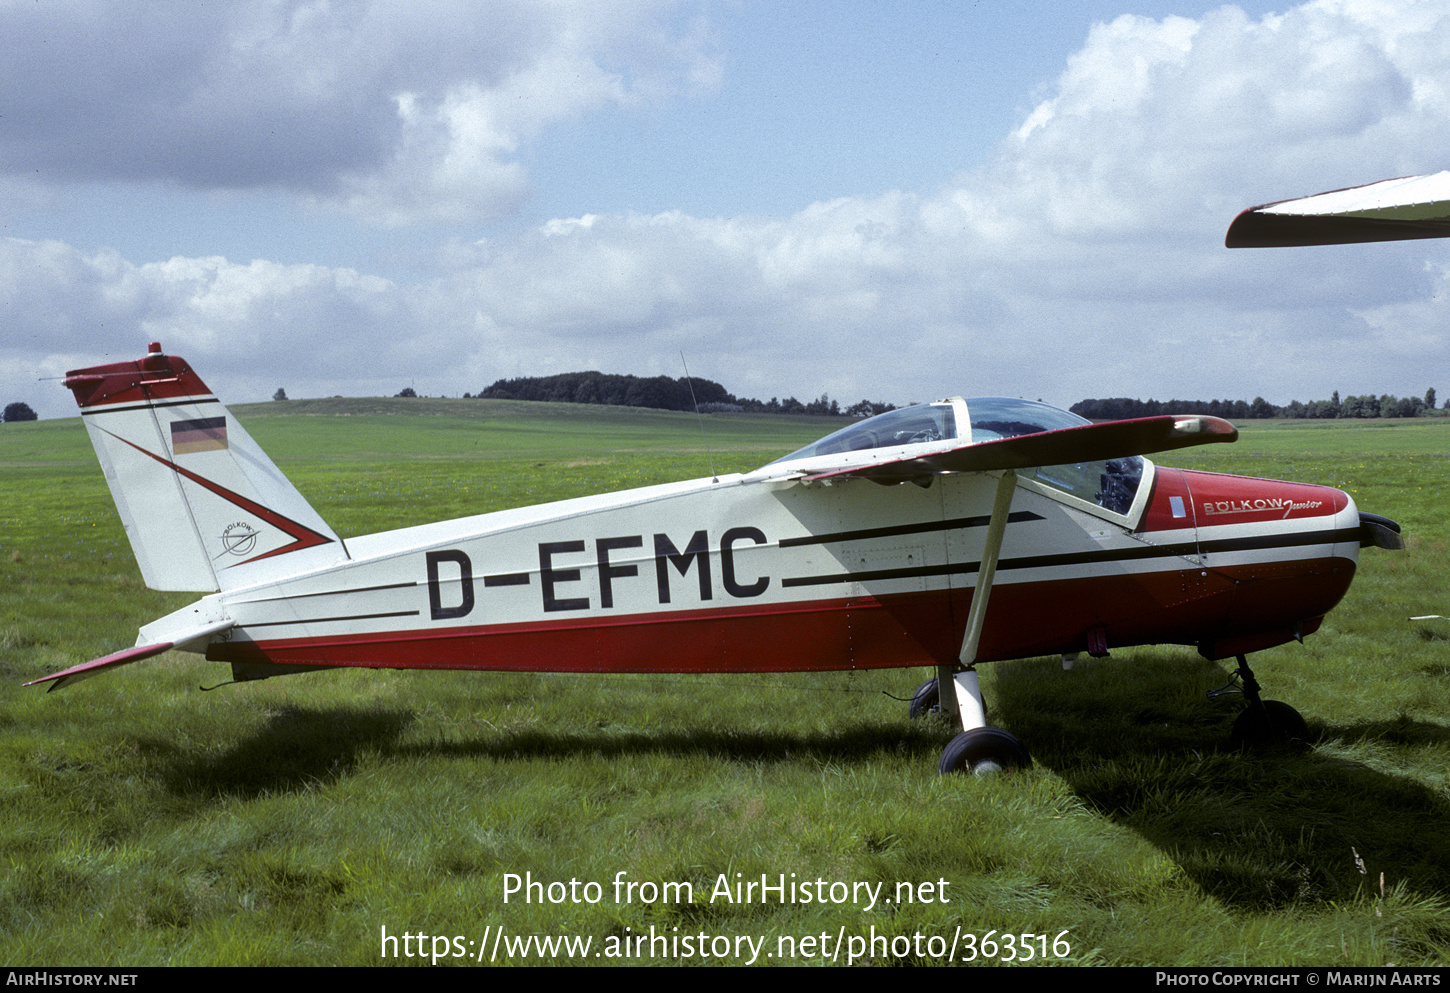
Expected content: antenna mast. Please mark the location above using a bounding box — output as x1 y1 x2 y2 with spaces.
680 352 718 483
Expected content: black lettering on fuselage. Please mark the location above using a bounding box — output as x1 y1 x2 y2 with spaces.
539 540 590 612
470 527 773 615
426 549 475 620
720 526 769 598
654 530 712 603
596 535 643 608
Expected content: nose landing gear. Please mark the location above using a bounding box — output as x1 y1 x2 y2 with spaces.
1210 653 1310 749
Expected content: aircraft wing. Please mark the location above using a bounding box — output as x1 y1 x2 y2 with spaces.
800 414 1237 484
25 618 234 692
1226 172 1450 247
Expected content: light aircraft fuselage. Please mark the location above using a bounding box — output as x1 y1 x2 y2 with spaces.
200 456 1360 677
29 345 1398 772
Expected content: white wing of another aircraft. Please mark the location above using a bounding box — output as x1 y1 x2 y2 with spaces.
1226 171 1450 247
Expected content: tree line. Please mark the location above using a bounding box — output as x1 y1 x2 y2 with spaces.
1070 388 1440 421
471 370 894 417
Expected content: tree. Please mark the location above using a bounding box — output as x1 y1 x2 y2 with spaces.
3 402 37 422
396 387 417 398
273 388 288 401
1426 387 1437 410
1386 395 1419 418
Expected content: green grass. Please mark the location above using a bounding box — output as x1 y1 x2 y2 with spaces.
3 405 1450 966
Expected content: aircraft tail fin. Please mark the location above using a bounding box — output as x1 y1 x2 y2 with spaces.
64 343 347 592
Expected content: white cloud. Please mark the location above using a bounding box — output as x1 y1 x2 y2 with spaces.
0 0 719 225
7 1 1450 422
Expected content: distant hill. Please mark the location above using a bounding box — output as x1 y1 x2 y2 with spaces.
475 370 895 417
478 370 730 412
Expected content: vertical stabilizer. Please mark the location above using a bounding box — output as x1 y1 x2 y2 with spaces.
64 343 347 591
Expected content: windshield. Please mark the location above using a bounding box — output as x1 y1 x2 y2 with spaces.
768 403 958 464
963 397 1089 441
963 398 1145 515
766 395 1146 517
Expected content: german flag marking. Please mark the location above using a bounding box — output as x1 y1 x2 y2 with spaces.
172 417 228 454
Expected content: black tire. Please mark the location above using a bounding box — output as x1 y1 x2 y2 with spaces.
908 677 939 719
938 727 1030 775
1230 700 1310 750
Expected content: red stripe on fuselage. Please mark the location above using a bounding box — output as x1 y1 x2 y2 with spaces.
208 556 1356 674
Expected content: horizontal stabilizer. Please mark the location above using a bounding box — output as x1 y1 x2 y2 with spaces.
1227 172 1450 247
25 618 234 692
805 415 1237 484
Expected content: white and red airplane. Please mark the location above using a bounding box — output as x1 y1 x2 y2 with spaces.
27 344 1403 773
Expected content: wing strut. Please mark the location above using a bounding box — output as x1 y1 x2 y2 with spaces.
937 469 1016 729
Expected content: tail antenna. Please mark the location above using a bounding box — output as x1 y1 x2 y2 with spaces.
680 352 718 483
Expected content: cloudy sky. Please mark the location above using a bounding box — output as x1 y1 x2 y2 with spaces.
4 0 1450 420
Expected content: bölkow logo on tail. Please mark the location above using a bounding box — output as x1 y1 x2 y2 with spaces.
221 521 258 556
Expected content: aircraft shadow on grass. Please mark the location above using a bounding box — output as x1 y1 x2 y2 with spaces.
146 693 946 802
142 661 1450 920
148 704 414 800
991 657 1450 913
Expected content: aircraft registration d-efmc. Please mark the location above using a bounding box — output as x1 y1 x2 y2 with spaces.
28 344 1404 773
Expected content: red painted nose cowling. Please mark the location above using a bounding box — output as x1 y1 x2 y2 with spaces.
1144 469 1366 660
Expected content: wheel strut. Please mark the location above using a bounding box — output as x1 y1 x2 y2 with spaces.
1207 654 1266 710
926 665 1030 774
1208 653 1309 749
926 470 1032 774
936 664 987 732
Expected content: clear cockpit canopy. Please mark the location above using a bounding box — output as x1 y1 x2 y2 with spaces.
767 397 1146 517
768 402 959 463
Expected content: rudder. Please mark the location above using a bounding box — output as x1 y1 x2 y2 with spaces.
65 343 347 591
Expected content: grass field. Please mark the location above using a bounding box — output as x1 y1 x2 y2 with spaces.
3 402 1450 966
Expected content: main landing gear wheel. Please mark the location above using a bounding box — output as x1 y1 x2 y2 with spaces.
938 727 1031 776
1231 700 1310 750
908 677 939 719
